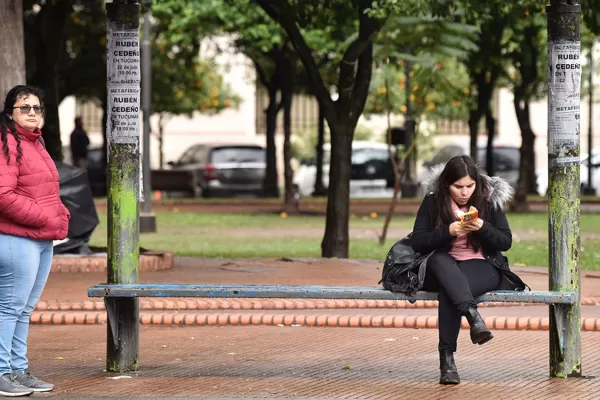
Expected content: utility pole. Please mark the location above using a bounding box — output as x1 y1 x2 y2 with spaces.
546 0 582 378
140 0 157 232
105 0 141 373
583 41 596 195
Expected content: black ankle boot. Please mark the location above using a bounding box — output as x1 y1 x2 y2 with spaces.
462 307 493 345
439 350 460 384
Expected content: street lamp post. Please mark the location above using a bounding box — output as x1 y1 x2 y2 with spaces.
583 41 596 195
140 0 157 232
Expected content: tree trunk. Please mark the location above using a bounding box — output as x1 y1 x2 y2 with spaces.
313 102 327 196
468 109 481 161
0 0 25 97
25 0 71 161
255 0 382 257
485 108 496 177
512 94 534 212
468 71 497 169
321 122 353 258
526 140 536 194
515 24 540 196
262 78 280 198
281 56 296 212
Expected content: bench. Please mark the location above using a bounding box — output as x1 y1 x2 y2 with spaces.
88 283 579 375
88 284 576 304
150 169 201 197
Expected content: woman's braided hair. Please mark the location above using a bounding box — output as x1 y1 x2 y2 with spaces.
0 85 45 164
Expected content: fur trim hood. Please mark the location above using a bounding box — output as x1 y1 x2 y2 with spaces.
422 164 514 210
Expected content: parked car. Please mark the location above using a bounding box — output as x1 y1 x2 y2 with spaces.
167 143 266 198
536 148 600 196
293 141 398 198
417 143 521 197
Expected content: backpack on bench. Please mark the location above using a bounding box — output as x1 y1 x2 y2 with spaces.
378 233 433 297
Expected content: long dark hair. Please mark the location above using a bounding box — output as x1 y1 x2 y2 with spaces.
433 155 490 226
0 85 45 164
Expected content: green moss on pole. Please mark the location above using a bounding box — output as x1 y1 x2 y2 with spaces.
546 0 582 378
106 0 141 373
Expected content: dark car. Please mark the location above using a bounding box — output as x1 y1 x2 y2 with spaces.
417 144 521 196
350 145 399 188
293 141 399 198
167 144 266 198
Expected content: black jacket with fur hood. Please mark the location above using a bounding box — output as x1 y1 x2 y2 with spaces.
411 166 527 291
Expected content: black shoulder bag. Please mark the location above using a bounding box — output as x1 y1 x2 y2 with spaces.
378 233 432 296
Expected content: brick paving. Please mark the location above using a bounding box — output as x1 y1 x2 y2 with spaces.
24 256 600 398
28 325 600 399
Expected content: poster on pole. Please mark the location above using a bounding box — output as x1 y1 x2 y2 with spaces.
108 31 141 86
107 29 141 145
547 41 581 165
108 87 140 143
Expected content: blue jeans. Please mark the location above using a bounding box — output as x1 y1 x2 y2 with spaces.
0 234 53 375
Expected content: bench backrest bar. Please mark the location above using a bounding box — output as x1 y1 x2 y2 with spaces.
88 284 577 304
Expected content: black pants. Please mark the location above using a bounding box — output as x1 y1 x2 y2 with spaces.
422 252 502 352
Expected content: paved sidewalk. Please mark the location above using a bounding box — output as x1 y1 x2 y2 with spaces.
28 325 600 399
24 257 600 398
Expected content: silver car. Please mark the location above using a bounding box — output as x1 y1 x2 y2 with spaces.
168 144 266 198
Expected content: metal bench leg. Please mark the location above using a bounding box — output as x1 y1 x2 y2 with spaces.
105 297 140 372
550 299 581 377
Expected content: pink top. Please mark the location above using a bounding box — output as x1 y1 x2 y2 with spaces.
448 199 484 261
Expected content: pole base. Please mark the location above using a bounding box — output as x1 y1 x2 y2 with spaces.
140 212 157 233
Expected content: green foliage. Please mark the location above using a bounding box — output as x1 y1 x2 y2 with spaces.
582 0 600 36
56 1 107 102
374 15 480 62
365 58 471 121
354 124 374 141
291 125 330 160
149 2 242 118
502 10 547 101
364 14 476 156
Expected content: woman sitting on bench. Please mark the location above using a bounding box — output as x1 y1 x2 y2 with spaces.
411 155 526 385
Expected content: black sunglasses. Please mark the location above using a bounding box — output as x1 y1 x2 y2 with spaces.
13 105 43 115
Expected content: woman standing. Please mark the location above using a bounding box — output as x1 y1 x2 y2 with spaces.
0 85 70 397
412 155 525 385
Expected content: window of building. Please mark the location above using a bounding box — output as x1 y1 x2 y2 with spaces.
75 98 103 134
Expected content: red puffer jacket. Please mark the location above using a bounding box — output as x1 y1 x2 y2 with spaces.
0 124 70 240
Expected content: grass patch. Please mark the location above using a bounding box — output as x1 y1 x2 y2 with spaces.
506 240 600 270
506 213 600 233
95 211 414 230
89 211 600 269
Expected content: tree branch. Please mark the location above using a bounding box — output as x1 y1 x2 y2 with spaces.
254 0 334 116
253 59 270 91
349 42 373 126
338 1 386 118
